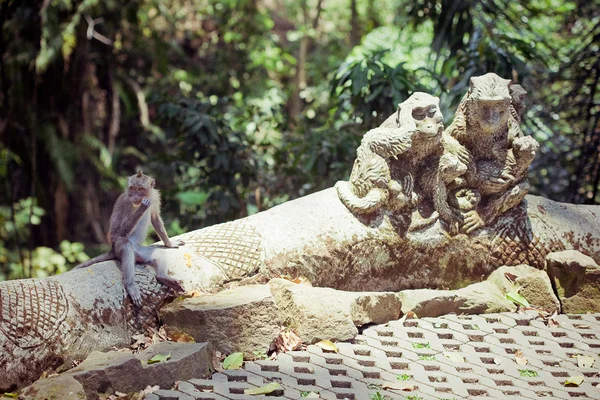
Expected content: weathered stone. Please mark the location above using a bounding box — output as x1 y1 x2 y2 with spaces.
159 285 280 356
269 279 401 343
487 265 560 313
546 250 600 313
21 342 212 400
398 281 516 317
20 374 86 400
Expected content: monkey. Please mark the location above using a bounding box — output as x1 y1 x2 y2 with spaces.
75 170 185 306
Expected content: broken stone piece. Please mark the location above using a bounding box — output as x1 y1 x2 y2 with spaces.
20 342 213 400
397 281 516 318
159 284 281 357
269 278 401 343
487 264 560 313
546 250 600 313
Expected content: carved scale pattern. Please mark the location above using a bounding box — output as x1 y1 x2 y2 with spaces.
0 279 68 349
178 220 263 279
490 216 565 269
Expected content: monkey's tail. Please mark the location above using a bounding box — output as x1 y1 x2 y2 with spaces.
73 252 115 269
335 181 388 214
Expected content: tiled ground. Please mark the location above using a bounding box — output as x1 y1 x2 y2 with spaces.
145 313 600 399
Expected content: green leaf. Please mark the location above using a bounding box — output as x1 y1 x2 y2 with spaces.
564 375 584 386
506 291 530 307
147 353 171 364
2 393 18 398
223 352 244 370
518 369 538 377
243 382 281 395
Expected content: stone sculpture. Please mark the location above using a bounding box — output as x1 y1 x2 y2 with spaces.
444 73 540 233
2 73 600 392
335 92 466 231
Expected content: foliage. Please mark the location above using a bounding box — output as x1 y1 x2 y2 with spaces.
0 0 598 279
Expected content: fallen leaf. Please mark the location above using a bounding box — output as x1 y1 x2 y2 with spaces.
303 392 320 399
444 352 464 363
576 355 595 368
506 290 530 308
564 375 584 386
223 352 244 370
316 340 338 353
141 386 159 394
147 353 171 364
244 382 281 395
382 381 415 391
168 330 196 343
274 327 303 353
494 357 502 365
515 349 528 365
2 394 18 398
405 311 418 319
504 272 518 283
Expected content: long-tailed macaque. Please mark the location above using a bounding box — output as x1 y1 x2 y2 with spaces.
75 171 185 306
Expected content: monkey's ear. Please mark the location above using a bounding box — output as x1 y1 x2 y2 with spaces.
137 170 143 177
150 178 155 188
395 105 402 127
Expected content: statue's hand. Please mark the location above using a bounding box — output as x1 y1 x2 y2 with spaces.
462 210 485 234
487 175 512 190
443 134 471 165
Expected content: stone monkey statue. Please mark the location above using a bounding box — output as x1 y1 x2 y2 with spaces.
336 92 466 228
444 73 539 233
75 171 185 306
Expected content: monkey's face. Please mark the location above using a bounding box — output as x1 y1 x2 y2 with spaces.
412 104 443 139
473 98 510 133
127 172 155 206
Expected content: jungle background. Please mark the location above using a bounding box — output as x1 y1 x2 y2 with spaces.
0 0 598 280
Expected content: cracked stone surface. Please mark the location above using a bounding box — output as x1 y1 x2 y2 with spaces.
146 312 600 399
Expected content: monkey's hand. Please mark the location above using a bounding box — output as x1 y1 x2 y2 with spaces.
461 210 485 234
487 175 512 190
166 238 185 248
141 198 151 208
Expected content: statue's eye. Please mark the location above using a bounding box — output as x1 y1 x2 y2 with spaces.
412 108 426 120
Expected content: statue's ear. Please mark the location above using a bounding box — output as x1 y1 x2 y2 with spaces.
395 105 402 127
468 77 475 94
137 170 143 177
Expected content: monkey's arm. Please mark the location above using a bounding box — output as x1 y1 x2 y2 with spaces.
151 212 184 248
119 198 151 237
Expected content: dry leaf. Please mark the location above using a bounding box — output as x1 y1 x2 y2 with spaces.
405 311 418 319
316 339 339 353
564 375 584 386
166 327 196 343
576 355 594 368
274 327 303 353
183 253 192 267
212 351 224 373
382 381 415 391
494 357 502 365
515 349 528 365
504 272 518 283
